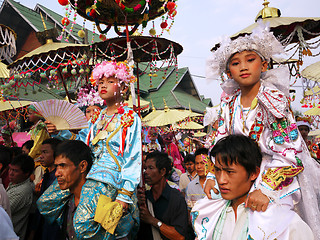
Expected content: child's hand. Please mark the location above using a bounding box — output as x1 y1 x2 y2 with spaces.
204 179 219 199
245 189 269 212
45 120 58 134
115 199 129 214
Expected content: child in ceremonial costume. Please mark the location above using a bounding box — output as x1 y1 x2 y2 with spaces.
76 83 104 122
201 22 320 239
38 61 141 240
27 105 50 159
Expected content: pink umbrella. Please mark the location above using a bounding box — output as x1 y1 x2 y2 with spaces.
12 132 30 147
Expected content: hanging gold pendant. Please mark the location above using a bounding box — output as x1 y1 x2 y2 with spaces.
97 119 106 130
106 123 115 132
99 130 108 140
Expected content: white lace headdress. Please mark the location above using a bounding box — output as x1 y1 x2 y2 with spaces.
206 21 285 80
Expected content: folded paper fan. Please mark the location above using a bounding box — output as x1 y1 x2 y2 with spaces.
32 99 88 130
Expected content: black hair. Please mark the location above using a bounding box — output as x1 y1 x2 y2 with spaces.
195 148 209 157
10 147 22 158
145 151 172 177
22 140 34 151
11 154 35 177
210 135 262 177
42 138 62 158
184 154 195 164
55 140 93 173
0 145 11 172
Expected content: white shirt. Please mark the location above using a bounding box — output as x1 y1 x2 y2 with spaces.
221 203 248 240
0 179 10 217
221 203 314 240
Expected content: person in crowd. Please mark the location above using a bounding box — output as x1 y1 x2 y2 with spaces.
203 22 320 238
0 205 18 240
192 135 314 239
161 128 185 173
0 162 10 217
22 140 34 155
296 116 319 159
6 154 34 240
44 61 141 239
22 139 44 186
0 121 18 147
185 148 209 209
30 138 62 240
26 105 50 160
37 140 93 240
137 151 189 240
146 127 161 152
76 83 104 122
0 145 11 189
179 154 197 195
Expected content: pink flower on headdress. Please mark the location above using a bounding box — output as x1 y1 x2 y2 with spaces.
77 84 104 108
91 61 135 86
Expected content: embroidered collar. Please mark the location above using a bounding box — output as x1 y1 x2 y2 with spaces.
257 86 288 119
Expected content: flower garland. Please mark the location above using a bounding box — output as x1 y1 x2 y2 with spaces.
91 61 136 86
77 84 104 108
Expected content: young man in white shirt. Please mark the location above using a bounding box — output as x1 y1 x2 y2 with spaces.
191 135 314 240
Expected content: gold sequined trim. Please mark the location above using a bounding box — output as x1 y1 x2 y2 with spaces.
105 125 122 171
262 166 304 190
118 188 133 197
69 132 77 140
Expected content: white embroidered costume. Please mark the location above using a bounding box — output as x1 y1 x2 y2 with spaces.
198 81 320 239
192 22 320 239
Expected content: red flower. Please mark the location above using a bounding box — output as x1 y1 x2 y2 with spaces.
117 106 125 114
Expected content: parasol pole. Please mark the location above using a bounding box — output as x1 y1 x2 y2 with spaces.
136 62 141 117
0 92 14 145
57 68 72 103
4 111 14 146
124 15 137 113
123 14 144 187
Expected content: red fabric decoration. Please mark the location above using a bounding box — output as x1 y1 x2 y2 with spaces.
61 17 70 26
118 110 134 156
117 106 125 114
89 9 97 18
58 0 69 6
166 1 176 11
160 22 168 29
99 34 106 41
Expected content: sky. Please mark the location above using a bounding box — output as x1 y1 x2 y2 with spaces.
14 0 320 112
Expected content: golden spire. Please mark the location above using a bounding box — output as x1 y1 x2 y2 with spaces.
40 12 47 31
255 0 281 21
150 99 156 111
40 12 53 44
163 97 169 111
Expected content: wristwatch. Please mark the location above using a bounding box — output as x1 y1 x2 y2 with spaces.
157 221 163 229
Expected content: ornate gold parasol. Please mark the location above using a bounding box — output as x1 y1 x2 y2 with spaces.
193 131 207 138
145 99 190 127
176 121 204 130
304 105 320 116
211 0 320 75
0 61 9 78
301 61 320 82
125 95 149 112
0 98 32 112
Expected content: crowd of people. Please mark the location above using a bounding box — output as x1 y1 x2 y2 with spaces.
0 22 320 240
